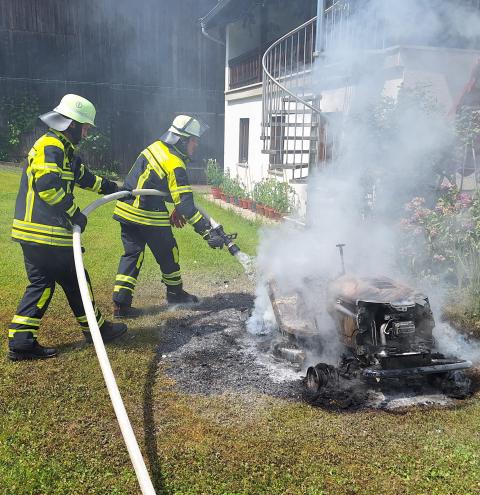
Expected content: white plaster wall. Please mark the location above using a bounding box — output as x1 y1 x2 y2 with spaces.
223 94 269 193
222 46 480 218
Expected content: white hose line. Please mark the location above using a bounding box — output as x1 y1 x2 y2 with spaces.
72 189 168 495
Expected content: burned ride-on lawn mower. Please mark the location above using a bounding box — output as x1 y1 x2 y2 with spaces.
268 255 472 399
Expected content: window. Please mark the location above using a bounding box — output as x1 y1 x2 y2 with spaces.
238 118 249 163
269 115 285 167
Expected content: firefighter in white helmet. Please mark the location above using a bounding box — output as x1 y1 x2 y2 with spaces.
7 94 127 361
112 115 224 318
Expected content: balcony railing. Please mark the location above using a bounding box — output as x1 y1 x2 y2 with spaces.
228 50 263 90
261 17 322 182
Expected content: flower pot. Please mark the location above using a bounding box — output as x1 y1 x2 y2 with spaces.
229 196 235 204
242 199 249 209
256 204 265 216
220 193 227 202
211 187 221 199
265 206 275 218
273 210 283 220
245 199 253 210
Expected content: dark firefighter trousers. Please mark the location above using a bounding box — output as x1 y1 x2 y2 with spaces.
9 243 105 346
113 222 182 306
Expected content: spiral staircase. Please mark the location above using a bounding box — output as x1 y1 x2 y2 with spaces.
261 16 322 183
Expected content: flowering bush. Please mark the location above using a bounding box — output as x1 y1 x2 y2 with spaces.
399 185 480 288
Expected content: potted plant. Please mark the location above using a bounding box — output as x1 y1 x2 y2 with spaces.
221 174 233 203
245 193 253 210
205 159 223 199
270 180 295 219
252 180 266 215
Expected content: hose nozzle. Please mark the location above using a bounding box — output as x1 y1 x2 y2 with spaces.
213 225 240 256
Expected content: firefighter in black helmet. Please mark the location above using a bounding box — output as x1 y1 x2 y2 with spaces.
7 94 127 361
112 115 224 318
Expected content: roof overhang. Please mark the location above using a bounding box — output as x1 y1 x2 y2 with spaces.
199 0 258 30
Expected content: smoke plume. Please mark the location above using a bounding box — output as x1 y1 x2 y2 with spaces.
249 0 480 366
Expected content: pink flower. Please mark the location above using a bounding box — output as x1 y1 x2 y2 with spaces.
433 254 446 262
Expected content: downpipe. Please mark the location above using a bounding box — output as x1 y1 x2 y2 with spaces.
72 189 168 495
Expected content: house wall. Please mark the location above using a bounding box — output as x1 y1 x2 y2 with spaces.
223 89 309 215
319 46 480 115
224 92 266 190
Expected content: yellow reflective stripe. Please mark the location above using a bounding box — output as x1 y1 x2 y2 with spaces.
147 142 170 171
37 288 52 309
12 230 73 247
116 274 137 284
97 315 105 328
170 186 192 194
142 149 166 180
172 246 179 264
76 315 88 323
115 201 169 219
61 171 75 181
133 167 152 208
9 328 38 338
162 271 181 279
38 187 65 205
162 278 182 286
113 285 134 293
85 175 102 192
116 201 169 218
50 188 66 205
13 219 71 236
78 164 85 180
167 167 185 205
32 164 59 172
187 211 203 225
136 250 144 269
12 315 41 326
66 203 77 216
25 166 35 222
113 208 170 226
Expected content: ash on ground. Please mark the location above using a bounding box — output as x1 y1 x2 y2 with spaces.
155 293 469 411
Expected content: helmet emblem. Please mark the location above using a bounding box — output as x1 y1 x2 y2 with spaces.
76 101 83 108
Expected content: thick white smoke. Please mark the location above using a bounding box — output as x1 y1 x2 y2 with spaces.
249 0 480 366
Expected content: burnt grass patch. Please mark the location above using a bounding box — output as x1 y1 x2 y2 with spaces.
145 292 479 413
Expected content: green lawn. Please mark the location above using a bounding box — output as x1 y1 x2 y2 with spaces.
1 166 480 494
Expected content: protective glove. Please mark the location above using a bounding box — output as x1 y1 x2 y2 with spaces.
101 178 119 195
170 208 187 228
70 207 87 233
204 228 224 249
118 185 135 200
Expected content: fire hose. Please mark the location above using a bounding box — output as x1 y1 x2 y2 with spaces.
72 189 240 495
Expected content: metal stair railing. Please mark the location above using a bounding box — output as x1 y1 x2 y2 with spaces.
261 16 322 182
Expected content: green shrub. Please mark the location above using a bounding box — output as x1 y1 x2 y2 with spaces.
205 159 224 187
252 178 295 212
399 186 480 290
221 173 245 198
0 94 39 161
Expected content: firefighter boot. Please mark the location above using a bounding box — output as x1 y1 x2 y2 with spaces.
113 303 142 319
166 287 199 304
83 320 127 344
8 334 58 361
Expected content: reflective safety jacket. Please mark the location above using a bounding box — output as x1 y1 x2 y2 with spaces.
113 140 210 234
12 130 110 247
